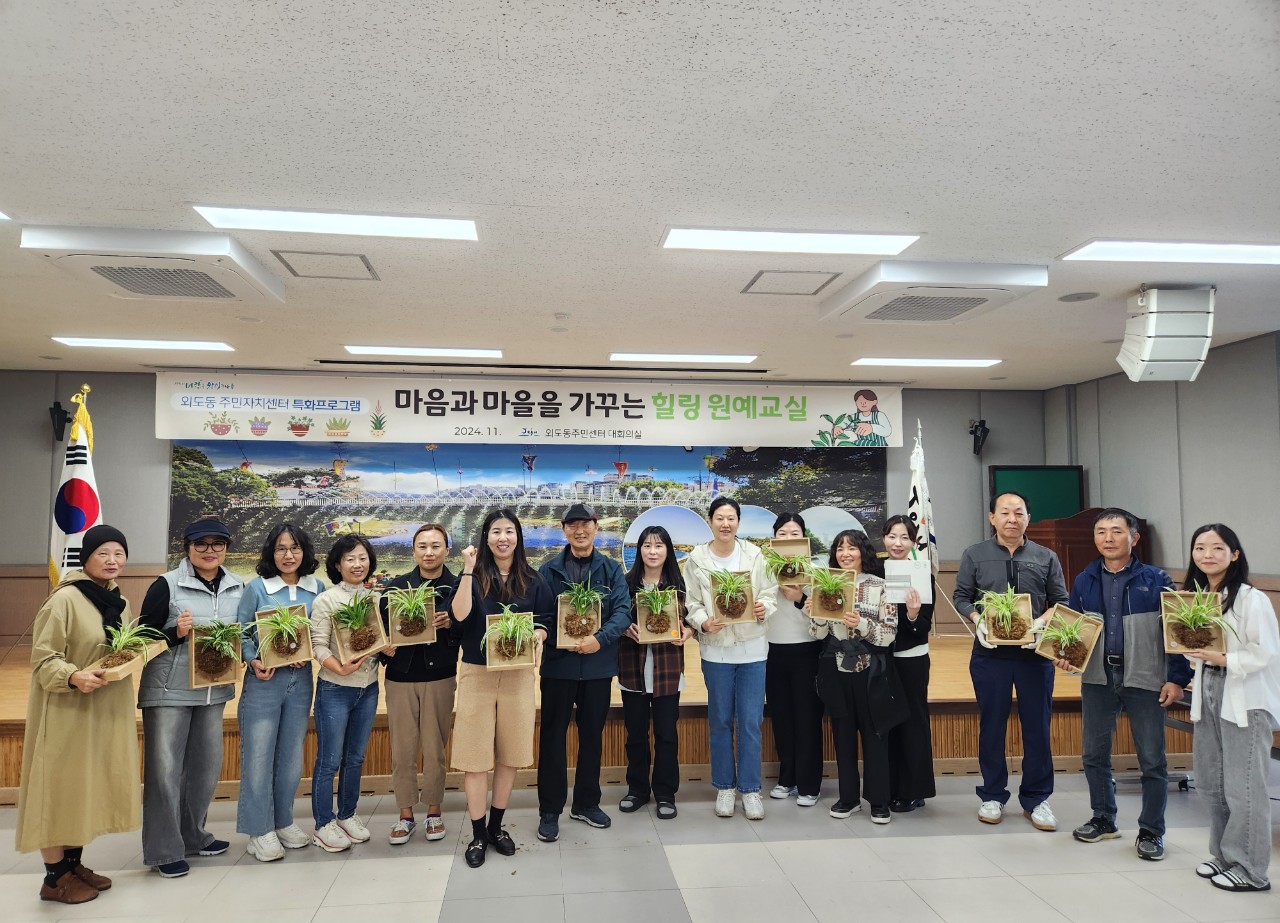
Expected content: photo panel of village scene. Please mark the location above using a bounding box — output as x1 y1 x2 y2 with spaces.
169 440 888 582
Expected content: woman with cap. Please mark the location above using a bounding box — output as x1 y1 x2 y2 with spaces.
137 518 244 878
234 523 325 861
16 526 139 904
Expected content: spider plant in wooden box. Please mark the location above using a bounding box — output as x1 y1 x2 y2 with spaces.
635 584 681 643
1162 586 1236 654
331 592 389 661
252 602 313 668
975 587 1034 644
557 581 604 649
86 620 167 681
762 539 813 587
1034 605 1102 672
708 569 753 622
483 604 537 670
808 567 855 620
386 583 441 646
190 620 244 688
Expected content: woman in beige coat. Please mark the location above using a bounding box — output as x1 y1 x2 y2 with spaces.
16 526 143 905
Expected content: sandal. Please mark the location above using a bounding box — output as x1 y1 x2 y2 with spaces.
1210 869 1271 892
656 802 677 820
1196 860 1227 879
619 792 650 813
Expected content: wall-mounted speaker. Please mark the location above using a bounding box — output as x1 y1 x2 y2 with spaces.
1117 287 1214 382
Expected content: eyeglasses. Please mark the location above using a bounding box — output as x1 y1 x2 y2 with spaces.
274 545 302 556
193 540 228 552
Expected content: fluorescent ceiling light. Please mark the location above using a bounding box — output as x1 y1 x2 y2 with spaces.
0 210 10 220
662 227 918 255
852 357 1001 368
194 206 478 241
345 345 502 359
1062 239 1280 264
610 352 757 364
52 336 234 351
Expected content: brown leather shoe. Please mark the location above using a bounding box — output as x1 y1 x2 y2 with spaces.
73 863 112 890
39 870 100 904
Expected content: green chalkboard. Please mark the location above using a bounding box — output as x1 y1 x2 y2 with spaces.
988 466 1085 524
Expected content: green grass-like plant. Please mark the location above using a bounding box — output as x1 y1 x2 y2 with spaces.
331 594 374 631
976 587 1029 640
483 603 536 660
636 585 677 634
195 620 246 661
761 545 812 581
809 567 851 614
99 620 165 668
1041 611 1091 667
562 581 605 614
252 603 313 656
386 584 439 629
708 569 750 619
1165 585 1239 646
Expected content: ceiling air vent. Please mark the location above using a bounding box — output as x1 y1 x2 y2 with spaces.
20 226 285 303
819 261 1047 324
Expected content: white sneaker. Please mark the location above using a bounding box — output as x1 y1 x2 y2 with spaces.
978 801 1004 824
275 824 312 849
1025 801 1057 832
796 793 820 807
336 814 371 843
424 814 447 841
769 784 796 799
715 789 736 817
742 791 766 821
247 831 284 862
313 820 352 852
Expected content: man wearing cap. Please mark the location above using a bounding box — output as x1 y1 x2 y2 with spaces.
535 504 632 842
137 519 244 878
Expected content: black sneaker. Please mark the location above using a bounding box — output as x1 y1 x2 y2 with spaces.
828 800 861 819
536 812 560 842
1135 829 1165 861
154 860 189 878
1071 816 1120 843
569 805 612 829
196 839 229 857
890 799 925 813
870 806 891 825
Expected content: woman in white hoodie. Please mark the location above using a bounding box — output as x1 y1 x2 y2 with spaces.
1181 524 1280 893
684 497 777 820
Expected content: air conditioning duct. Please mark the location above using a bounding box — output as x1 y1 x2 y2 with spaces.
21 226 285 303
818 261 1048 323
1116 287 1213 382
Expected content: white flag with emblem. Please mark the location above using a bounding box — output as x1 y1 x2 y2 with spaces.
907 419 938 573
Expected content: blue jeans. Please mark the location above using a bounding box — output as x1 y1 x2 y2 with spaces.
1081 665 1168 835
237 665 314 836
311 679 379 829
703 659 766 794
969 654 1054 812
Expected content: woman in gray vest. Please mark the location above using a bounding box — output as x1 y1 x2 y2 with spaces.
137 519 244 879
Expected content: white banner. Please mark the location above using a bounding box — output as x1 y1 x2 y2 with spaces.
154 372 903 447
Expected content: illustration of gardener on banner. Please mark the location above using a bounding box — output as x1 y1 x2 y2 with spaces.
812 388 894 447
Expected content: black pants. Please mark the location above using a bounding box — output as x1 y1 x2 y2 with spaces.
765 641 825 796
620 688 681 802
820 659 890 809
537 676 612 815
887 654 935 802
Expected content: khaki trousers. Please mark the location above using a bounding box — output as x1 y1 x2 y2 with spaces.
385 677 457 810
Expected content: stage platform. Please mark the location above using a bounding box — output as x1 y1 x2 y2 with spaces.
0 636 1194 803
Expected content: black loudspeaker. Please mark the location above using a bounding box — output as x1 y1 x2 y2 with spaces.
969 419 990 456
49 401 72 441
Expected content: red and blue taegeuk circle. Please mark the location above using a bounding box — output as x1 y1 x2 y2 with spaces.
54 478 100 534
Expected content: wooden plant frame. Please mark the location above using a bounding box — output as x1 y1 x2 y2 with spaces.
984 593 1035 646
556 595 602 650
189 631 241 689
333 608 391 663
85 638 167 683
635 592 682 644
1161 591 1227 655
387 592 438 647
1034 604 1103 674
710 570 754 622
809 569 857 621
767 537 813 588
255 604 314 669
485 611 537 671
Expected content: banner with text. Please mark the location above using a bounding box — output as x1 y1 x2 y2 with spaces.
155 373 904 447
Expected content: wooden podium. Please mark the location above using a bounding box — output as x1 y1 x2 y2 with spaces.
1025 508 1150 585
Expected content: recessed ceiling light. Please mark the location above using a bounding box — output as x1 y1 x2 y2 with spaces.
610 352 757 364
53 336 234 351
662 227 918 255
1061 239 1280 264
344 345 502 358
852 357 1001 368
1058 292 1099 302
194 206 478 241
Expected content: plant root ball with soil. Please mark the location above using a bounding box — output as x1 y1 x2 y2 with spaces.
719 595 748 619
816 590 844 614
990 615 1031 641
564 611 597 639
195 647 233 678
271 634 302 656
495 638 527 660
1055 639 1087 669
100 650 136 669
350 625 378 652
644 607 671 634
397 619 428 637
1172 624 1216 650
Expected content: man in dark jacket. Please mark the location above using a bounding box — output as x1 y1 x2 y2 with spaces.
535 503 632 843
1066 508 1191 861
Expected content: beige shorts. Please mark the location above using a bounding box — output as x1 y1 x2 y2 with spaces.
450 661 535 772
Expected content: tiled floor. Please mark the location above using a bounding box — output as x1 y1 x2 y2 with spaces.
2 772 1278 923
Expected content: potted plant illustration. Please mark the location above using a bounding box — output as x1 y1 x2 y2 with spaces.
811 413 856 447
808 566 855 620
331 592 389 661
708 569 753 622
288 415 314 437
386 583 441 647
635 585 681 643
85 620 167 682
369 401 387 437
1162 586 1234 654
1034 604 1102 673
762 538 813 588
248 416 271 436
325 416 351 437
975 587 1035 645
557 580 604 649
189 620 245 689
252 602 314 669
483 604 537 670
203 411 239 436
